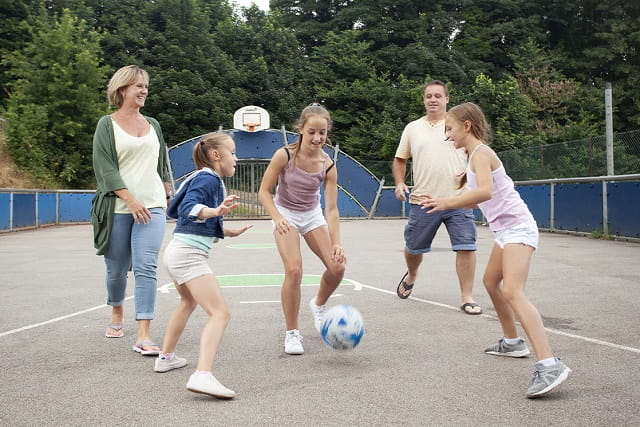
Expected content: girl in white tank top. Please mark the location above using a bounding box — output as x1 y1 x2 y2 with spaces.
421 102 572 399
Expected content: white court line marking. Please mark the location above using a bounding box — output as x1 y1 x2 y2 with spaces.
2 281 638 355
0 296 134 338
360 283 640 354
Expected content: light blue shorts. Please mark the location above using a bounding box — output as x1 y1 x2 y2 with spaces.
273 203 327 235
493 220 539 250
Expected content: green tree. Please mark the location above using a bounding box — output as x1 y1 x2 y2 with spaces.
511 38 601 143
0 0 31 109
2 8 108 187
463 73 538 151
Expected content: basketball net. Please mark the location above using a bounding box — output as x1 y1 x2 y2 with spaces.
244 123 259 132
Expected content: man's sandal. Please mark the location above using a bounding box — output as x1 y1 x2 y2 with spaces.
105 323 124 338
396 272 414 299
460 302 482 315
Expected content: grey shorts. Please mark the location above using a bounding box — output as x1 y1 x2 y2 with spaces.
404 205 477 254
163 238 212 285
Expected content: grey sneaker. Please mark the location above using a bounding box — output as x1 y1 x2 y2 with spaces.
309 296 328 333
284 329 304 355
526 358 572 398
154 354 187 373
485 338 531 358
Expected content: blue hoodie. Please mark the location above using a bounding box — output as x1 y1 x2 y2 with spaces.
167 168 225 239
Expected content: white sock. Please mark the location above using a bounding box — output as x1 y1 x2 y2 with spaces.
503 337 522 345
538 357 557 367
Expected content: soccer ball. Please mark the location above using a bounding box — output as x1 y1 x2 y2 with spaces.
320 304 365 350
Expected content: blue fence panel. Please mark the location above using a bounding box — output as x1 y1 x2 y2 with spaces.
319 186 367 217
170 130 296 182
234 129 292 159
374 189 403 217
13 193 36 228
336 190 367 217
517 185 551 228
59 193 93 223
38 193 57 225
607 181 640 237
334 152 379 210
0 193 10 230
554 183 603 232
169 137 200 180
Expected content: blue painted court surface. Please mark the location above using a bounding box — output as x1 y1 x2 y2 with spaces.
0 220 639 425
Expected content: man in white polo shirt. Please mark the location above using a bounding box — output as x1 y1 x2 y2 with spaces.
393 80 481 315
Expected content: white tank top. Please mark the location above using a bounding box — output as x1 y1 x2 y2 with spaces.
466 144 534 231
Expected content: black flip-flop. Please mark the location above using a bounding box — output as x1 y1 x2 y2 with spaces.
460 302 482 315
396 272 414 299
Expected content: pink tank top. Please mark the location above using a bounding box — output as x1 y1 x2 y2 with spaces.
274 148 334 211
466 144 534 231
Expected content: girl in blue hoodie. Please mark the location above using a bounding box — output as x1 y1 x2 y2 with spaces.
156 132 251 399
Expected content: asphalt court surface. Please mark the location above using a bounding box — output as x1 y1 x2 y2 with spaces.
1 219 639 426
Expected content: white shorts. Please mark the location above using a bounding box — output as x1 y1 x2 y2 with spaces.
163 238 212 285
493 220 539 250
274 203 327 235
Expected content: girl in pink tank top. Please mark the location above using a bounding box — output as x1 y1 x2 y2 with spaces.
421 102 571 399
258 104 346 356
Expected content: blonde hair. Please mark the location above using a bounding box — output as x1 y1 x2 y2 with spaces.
107 65 149 108
193 132 233 170
447 102 492 144
448 103 493 189
291 103 333 147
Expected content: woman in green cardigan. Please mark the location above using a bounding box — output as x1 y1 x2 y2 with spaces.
91 65 172 354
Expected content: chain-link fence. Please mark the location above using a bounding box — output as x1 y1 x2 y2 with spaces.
357 130 640 182
496 130 640 180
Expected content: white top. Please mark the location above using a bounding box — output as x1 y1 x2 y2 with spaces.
112 119 167 213
395 117 468 203
466 144 534 231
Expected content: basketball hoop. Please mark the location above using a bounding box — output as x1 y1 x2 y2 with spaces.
234 106 270 132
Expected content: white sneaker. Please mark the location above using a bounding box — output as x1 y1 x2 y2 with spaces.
186 372 236 399
309 296 327 332
154 354 188 373
284 329 304 355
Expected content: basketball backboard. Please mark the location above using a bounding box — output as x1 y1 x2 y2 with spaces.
233 105 270 132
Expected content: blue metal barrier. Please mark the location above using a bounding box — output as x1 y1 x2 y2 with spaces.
1 125 639 239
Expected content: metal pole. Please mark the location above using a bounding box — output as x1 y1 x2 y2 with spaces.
368 177 385 219
605 82 614 176
550 182 555 231
602 181 609 235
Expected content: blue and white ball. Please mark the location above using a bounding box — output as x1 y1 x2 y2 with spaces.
320 304 365 350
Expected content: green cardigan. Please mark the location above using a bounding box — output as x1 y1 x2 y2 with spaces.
90 115 171 255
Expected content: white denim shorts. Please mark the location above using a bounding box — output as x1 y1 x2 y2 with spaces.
163 238 212 285
493 220 539 250
273 203 327 235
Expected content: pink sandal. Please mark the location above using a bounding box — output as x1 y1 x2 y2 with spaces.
105 323 124 338
132 340 160 356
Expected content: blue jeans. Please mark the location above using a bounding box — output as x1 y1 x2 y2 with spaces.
104 208 166 320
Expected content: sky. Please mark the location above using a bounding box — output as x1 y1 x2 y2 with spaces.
233 0 270 11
